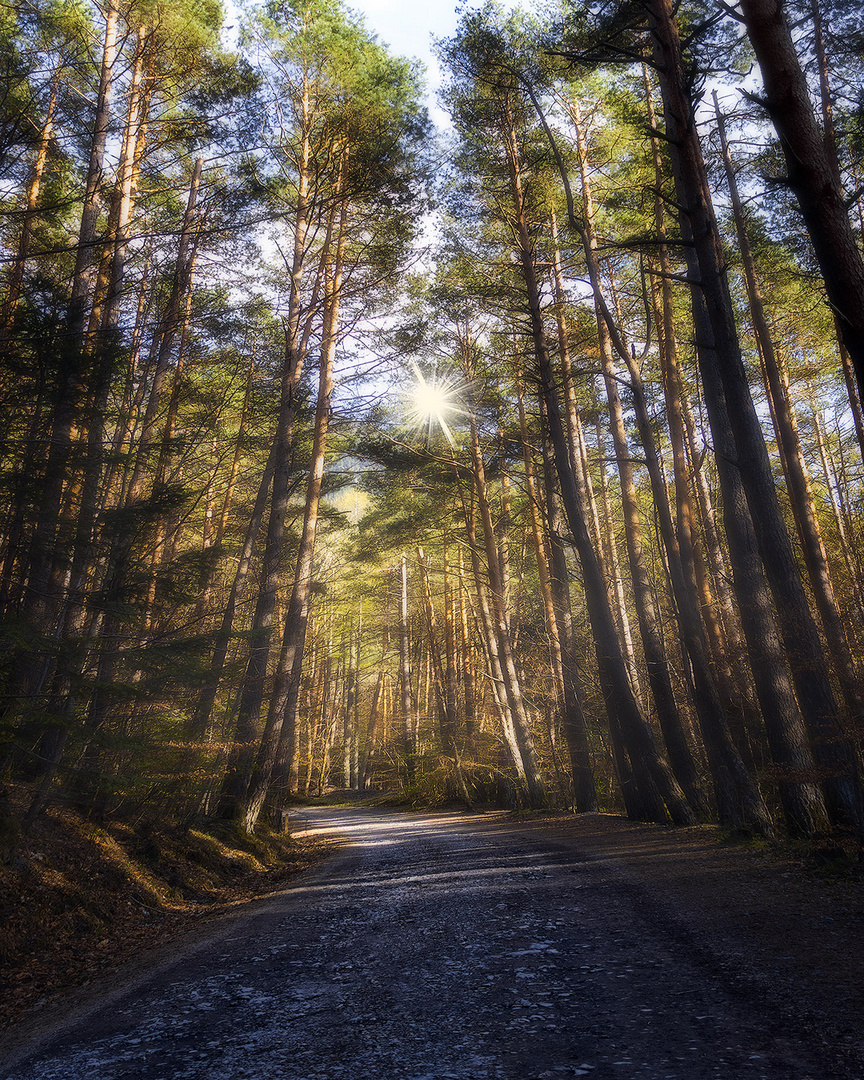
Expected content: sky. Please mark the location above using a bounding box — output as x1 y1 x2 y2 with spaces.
349 0 469 128
351 0 461 63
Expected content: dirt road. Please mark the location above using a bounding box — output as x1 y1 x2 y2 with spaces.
0 808 854 1079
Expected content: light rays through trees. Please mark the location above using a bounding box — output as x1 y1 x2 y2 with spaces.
404 360 467 448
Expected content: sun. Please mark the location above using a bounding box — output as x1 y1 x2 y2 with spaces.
413 379 453 422
404 360 466 448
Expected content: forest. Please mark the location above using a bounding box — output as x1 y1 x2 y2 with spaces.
2 0 864 854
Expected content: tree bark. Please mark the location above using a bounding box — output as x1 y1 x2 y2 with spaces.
517 372 597 811
467 404 545 808
456 476 526 783
16 3 119 699
570 112 709 815
239 184 347 831
398 553 417 775
738 0 864 404
418 547 472 805
0 66 60 334
715 95 864 729
216 136 322 818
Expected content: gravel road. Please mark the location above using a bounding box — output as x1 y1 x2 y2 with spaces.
0 808 832 1079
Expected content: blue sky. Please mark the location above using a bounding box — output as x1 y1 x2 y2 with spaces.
351 0 461 63
350 0 470 128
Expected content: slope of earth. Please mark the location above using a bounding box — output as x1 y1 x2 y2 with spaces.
0 796 329 1029
0 807 861 1080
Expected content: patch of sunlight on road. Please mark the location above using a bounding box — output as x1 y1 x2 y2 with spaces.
289 809 510 837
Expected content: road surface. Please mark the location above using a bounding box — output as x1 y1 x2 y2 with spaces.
0 808 830 1079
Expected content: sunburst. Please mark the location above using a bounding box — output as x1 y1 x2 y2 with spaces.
404 360 466 448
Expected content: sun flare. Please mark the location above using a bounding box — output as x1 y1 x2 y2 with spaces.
413 380 453 421
404 361 466 448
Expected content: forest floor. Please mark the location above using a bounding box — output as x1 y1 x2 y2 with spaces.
0 787 330 1030
0 799 859 1075
0 802 862 1078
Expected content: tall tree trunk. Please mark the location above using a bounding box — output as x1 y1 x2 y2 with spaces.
517 371 597 811
549 210 604 558
570 112 709 815
690 281 828 834
456 477 525 782
343 623 359 789
504 89 692 825
456 551 478 742
216 132 322 817
69 146 197 789
398 553 417 776
195 352 255 621
418 547 472 805
186 437 280 746
16 3 119 701
467 405 545 807
715 95 864 729
1 67 60 334
67 4 119 337
592 410 644 709
125 159 203 509
809 400 864 621
361 670 387 791
538 418 601 812
239 185 347 831
738 0 864 402
806 0 864 462
20 32 152 824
